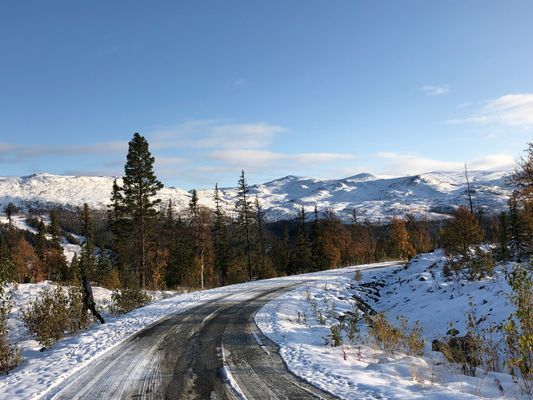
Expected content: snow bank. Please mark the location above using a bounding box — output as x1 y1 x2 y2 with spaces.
255 253 525 399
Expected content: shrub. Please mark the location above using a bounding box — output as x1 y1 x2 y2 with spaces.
469 247 495 280
367 313 404 354
404 319 425 356
66 285 91 332
21 284 91 348
503 263 532 396
22 286 69 348
331 324 343 347
111 287 151 315
0 287 21 374
345 311 360 344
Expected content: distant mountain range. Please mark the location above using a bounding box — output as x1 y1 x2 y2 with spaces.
0 171 512 222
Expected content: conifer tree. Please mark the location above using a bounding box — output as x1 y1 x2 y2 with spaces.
188 189 204 287
212 184 229 285
49 209 62 249
254 196 266 276
108 178 126 267
122 133 163 288
3 203 18 229
79 203 96 281
291 206 313 274
310 206 324 270
509 196 526 259
235 170 254 280
189 189 199 223
36 219 47 264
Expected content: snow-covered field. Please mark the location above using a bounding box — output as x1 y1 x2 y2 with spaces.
255 251 525 399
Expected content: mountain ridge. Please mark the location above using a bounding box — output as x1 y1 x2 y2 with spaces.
0 170 512 222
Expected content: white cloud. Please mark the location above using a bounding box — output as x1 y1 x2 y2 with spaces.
151 120 286 150
448 93 533 128
469 154 515 170
376 152 514 175
420 85 450 96
209 150 355 169
0 141 128 163
377 152 461 174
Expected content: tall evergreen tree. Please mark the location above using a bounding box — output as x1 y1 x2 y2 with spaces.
212 184 229 285
254 196 266 276
122 133 163 288
290 206 313 274
310 205 324 270
108 178 126 268
36 219 47 264
49 209 62 249
79 203 96 281
235 170 254 280
3 203 18 229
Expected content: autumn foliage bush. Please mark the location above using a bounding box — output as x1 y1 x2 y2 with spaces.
21 284 91 348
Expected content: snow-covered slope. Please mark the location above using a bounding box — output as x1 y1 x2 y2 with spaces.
0 170 511 221
256 252 524 399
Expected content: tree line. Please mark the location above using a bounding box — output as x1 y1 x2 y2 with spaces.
1 137 532 291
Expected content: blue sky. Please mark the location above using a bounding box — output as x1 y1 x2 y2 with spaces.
1 1 532 188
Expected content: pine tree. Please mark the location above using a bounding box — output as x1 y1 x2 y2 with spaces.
188 189 205 288
254 196 266 276
49 209 62 249
79 203 97 281
290 206 313 274
508 196 526 260
36 219 47 264
235 171 254 280
212 184 229 286
108 178 126 268
122 133 163 288
310 206 324 270
3 203 18 229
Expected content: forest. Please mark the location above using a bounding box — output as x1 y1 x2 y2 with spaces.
0 136 531 293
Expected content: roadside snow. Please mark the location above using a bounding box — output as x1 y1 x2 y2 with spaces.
0 265 386 400
255 252 525 399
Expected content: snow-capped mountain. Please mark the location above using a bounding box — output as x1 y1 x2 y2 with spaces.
0 170 512 222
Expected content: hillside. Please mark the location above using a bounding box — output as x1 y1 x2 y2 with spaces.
0 170 511 221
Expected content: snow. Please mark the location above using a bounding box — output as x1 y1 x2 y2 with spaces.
0 170 512 222
255 252 526 399
0 267 383 399
1 254 525 399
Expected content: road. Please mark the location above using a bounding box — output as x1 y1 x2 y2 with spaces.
49 284 338 400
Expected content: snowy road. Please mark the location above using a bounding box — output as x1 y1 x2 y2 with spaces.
47 284 337 400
